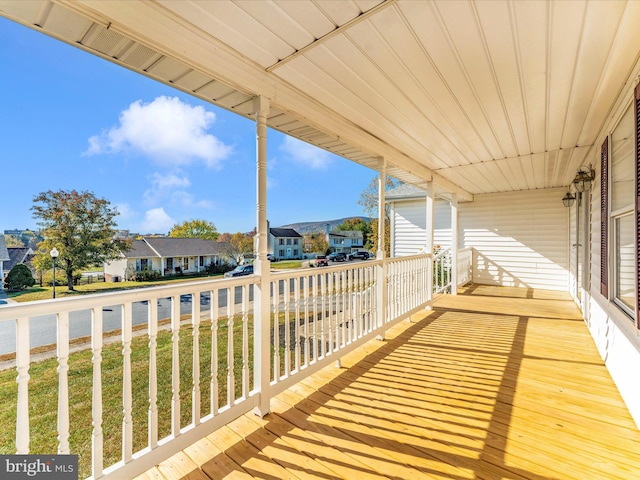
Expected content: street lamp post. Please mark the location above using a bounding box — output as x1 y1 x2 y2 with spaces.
50 247 59 299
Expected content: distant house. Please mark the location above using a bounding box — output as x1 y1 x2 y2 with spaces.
326 229 364 253
0 236 9 281
104 236 231 280
268 228 303 260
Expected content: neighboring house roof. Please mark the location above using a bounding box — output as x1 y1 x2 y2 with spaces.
386 184 427 200
6 247 34 270
329 230 363 239
121 237 229 258
124 240 158 259
0 236 9 262
269 228 303 238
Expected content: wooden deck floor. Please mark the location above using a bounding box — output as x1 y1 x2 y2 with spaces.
135 285 640 480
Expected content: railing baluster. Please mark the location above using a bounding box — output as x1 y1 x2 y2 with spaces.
227 289 235 406
327 273 334 355
57 312 70 454
91 307 104 477
319 272 325 359
171 295 180 437
192 292 201 425
148 298 158 449
303 276 309 367
211 289 219 416
122 303 133 463
284 276 291 377
15 316 30 454
242 286 249 399
294 277 300 373
273 280 280 382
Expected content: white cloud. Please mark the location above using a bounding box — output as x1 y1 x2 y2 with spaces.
114 203 136 220
171 191 215 209
144 171 191 205
85 96 233 168
140 207 174 234
279 136 332 169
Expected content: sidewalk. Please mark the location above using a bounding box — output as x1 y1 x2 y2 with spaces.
0 289 16 305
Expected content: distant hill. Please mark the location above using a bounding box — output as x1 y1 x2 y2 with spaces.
278 217 373 235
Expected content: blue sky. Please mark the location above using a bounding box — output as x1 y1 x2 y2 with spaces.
0 18 378 236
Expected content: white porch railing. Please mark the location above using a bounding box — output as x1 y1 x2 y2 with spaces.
432 247 473 294
0 254 448 479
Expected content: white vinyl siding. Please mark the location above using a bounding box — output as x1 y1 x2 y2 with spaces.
391 199 451 257
460 189 568 291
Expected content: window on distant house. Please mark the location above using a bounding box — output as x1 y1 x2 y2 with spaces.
294 249 299 256
140 258 148 270
287 239 292 245
610 103 635 319
184 257 189 270
294 238 298 245
279 239 284 245
200 256 204 267
279 249 285 257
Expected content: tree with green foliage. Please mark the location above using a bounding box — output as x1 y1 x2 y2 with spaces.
169 219 219 240
4 235 23 247
337 217 372 249
31 189 131 291
358 175 401 255
217 231 254 265
4 263 36 291
303 233 328 254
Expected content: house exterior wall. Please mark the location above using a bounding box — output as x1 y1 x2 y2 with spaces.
460 188 568 291
390 199 451 256
585 71 640 427
272 237 302 259
104 258 127 280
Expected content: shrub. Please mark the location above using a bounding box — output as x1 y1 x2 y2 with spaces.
206 263 235 275
4 264 36 291
135 268 161 282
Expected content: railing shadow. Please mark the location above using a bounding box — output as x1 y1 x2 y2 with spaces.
183 298 575 480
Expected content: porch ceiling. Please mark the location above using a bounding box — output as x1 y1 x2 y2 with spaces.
2 0 639 198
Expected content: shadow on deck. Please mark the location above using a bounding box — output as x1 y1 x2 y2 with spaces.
136 285 640 480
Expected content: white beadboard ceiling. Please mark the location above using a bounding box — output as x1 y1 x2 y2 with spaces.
2 0 639 200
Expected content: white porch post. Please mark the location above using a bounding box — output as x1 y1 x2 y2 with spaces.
425 181 435 307
253 95 271 417
376 158 388 339
450 193 458 295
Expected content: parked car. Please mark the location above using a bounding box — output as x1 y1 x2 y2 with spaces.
328 252 347 262
314 255 328 267
267 254 275 262
224 264 254 278
348 251 371 260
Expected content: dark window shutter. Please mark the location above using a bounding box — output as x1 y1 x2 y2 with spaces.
635 84 640 325
600 137 608 298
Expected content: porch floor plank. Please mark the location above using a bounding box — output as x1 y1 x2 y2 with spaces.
134 285 640 480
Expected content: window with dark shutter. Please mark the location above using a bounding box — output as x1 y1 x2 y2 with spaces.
601 137 608 298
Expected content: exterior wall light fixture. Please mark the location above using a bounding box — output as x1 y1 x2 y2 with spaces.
573 164 595 193
562 191 576 208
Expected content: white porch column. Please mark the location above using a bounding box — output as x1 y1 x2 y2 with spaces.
425 181 435 307
253 95 271 417
450 193 458 295
376 158 388 339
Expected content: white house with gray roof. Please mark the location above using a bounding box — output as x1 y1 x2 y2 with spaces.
104 237 231 280
268 227 303 260
0 236 10 282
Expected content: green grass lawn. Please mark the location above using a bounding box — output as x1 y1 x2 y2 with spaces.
7 275 226 303
270 260 302 269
